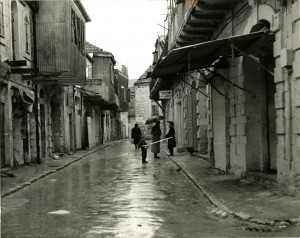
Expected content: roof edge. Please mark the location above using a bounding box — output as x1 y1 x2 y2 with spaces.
75 0 91 22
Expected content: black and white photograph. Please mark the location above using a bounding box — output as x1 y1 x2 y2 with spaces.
1 0 300 237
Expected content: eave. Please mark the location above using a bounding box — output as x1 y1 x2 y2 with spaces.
75 0 91 22
175 0 236 47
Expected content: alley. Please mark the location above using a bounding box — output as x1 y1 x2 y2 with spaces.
1 141 297 238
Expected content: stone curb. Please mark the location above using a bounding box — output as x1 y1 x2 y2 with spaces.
1 142 117 198
163 149 300 227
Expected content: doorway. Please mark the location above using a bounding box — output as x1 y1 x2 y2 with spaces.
264 58 277 171
244 56 276 173
50 95 62 153
212 77 230 171
185 81 198 150
0 103 5 167
69 113 74 152
40 104 46 159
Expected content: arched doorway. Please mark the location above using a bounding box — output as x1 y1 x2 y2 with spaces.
50 95 62 153
244 18 276 173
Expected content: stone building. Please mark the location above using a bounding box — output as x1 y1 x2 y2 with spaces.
0 1 38 167
150 0 300 195
84 42 127 145
115 62 130 139
0 0 90 167
131 66 163 139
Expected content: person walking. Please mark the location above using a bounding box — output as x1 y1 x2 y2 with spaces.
165 121 176 156
131 123 142 150
151 121 162 159
138 136 148 163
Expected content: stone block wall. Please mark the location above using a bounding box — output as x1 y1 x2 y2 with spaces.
291 0 300 195
134 84 152 121
133 80 154 140
269 0 300 195
228 58 247 176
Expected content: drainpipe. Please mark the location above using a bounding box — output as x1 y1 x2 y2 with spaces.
33 10 40 164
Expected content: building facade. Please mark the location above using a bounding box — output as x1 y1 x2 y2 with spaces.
0 0 90 167
84 42 128 146
115 63 130 139
0 0 38 167
131 67 163 139
151 0 300 195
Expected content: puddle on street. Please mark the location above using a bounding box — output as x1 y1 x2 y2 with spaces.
48 210 70 215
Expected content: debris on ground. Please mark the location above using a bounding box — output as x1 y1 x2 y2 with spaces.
52 155 60 160
1 171 16 178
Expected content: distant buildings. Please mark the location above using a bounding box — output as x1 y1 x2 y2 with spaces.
129 66 162 139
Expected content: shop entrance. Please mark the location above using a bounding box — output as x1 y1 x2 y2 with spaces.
50 95 62 153
0 103 5 167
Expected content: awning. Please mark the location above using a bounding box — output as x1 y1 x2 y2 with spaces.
19 88 35 113
151 31 274 78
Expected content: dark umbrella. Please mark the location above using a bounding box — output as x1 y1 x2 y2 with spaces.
145 115 164 125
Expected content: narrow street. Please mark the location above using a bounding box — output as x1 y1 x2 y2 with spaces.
1 141 297 238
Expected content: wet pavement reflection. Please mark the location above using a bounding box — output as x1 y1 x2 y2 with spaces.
1 141 295 237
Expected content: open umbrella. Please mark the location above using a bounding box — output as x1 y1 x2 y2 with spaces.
145 115 164 125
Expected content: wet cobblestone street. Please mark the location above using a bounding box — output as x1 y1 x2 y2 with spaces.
1 141 296 237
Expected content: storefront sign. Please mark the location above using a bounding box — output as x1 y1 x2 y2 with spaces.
159 90 173 99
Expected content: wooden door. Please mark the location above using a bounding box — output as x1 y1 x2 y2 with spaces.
40 104 46 158
0 103 5 167
191 88 198 149
185 95 193 148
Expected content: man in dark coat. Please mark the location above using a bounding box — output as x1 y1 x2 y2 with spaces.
151 121 162 158
131 123 142 150
165 121 176 156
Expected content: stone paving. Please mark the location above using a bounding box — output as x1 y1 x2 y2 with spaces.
1 139 300 231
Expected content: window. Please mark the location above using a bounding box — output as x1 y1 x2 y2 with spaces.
152 105 159 116
0 2 4 36
123 87 126 101
71 9 77 44
71 8 85 54
77 15 81 50
81 21 85 54
25 15 30 53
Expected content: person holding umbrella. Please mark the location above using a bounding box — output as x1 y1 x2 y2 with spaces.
165 121 176 156
151 121 162 159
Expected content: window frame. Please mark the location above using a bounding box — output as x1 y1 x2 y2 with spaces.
0 1 4 37
24 15 30 54
151 105 159 116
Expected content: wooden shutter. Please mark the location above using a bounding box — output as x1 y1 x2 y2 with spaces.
185 95 193 148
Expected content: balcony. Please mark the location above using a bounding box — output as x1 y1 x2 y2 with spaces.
168 0 236 49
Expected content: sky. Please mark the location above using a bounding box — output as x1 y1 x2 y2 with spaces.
82 0 168 80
